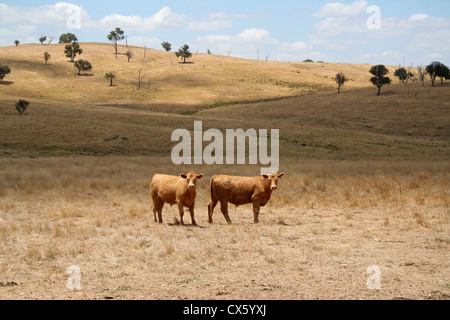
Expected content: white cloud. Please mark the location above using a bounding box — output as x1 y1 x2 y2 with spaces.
236 28 278 44
200 28 277 45
313 0 368 17
0 2 89 26
188 21 232 31
99 7 187 31
127 36 162 49
409 13 430 22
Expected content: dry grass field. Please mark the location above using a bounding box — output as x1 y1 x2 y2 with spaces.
0 43 449 300
0 158 448 300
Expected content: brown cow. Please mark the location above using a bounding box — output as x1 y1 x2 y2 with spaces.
208 172 285 224
150 171 204 226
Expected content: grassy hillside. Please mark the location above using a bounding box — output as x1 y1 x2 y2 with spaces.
0 42 449 160
1 42 376 106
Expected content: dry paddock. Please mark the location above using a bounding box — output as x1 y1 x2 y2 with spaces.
0 156 448 300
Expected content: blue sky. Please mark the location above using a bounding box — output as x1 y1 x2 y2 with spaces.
1 0 449 65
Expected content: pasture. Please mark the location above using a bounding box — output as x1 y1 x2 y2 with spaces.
0 43 449 300
0 157 448 299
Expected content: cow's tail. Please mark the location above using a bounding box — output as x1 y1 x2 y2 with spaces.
207 176 217 223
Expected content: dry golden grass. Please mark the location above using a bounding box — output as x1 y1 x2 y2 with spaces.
0 157 448 300
1 42 382 106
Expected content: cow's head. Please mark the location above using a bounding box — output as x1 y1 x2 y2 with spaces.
262 172 285 191
181 171 204 189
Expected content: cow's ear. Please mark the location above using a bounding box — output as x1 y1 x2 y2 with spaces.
180 173 187 179
197 174 204 179
278 172 285 178
262 175 269 179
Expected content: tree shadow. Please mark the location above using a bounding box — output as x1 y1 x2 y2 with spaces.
0 81 14 85
77 73 94 77
178 62 195 64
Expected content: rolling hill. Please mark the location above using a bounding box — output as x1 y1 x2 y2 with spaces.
0 42 449 160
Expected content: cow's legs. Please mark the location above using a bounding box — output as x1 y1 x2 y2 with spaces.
220 201 232 225
152 199 158 223
157 201 164 224
177 201 185 226
252 196 261 223
208 199 218 224
152 197 164 223
189 205 197 226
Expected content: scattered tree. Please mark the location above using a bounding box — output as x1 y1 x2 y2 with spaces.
64 42 83 62
39 36 47 45
161 41 172 52
16 100 29 116
438 64 449 84
303 59 314 63
44 52 51 65
107 28 125 59
105 72 116 86
369 65 391 96
394 67 414 84
74 59 92 75
14 40 20 47
175 44 192 64
417 65 427 87
425 61 449 87
333 72 348 94
394 67 407 83
46 36 55 45
0 66 11 83
59 33 78 43
125 50 134 62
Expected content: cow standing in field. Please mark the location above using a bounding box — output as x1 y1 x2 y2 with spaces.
208 172 285 224
150 171 204 226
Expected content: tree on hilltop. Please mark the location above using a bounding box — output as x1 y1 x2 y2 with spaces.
161 41 172 52
175 44 192 64
107 28 125 59
59 33 78 43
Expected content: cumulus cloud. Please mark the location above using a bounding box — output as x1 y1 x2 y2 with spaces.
409 13 430 22
313 0 368 17
99 7 187 31
199 28 278 45
187 12 234 31
0 2 89 26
